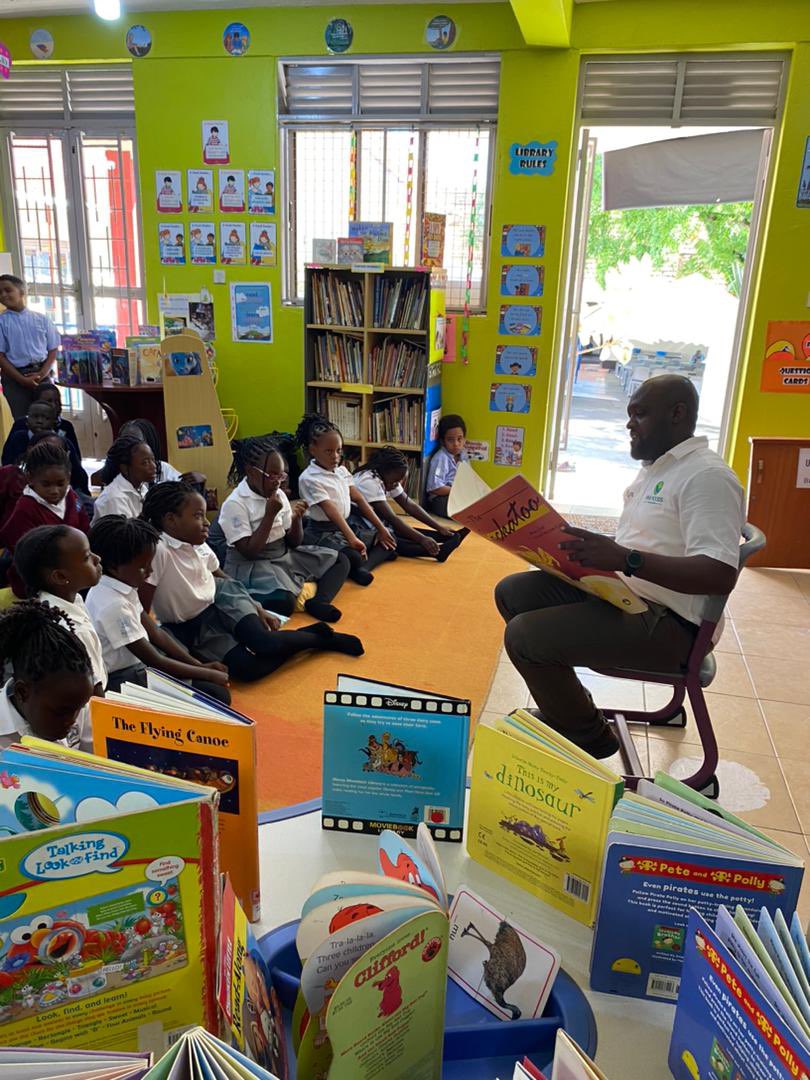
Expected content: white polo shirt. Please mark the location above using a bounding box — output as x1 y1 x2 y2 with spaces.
219 479 292 546
352 470 404 504
38 591 107 690
85 575 148 674
92 473 147 522
160 460 182 482
298 462 354 522
0 679 88 753
615 436 745 626
146 533 218 623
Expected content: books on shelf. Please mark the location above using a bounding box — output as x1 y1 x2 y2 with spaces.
373 276 427 329
322 674 470 840
324 392 362 440
0 1046 153 1078
58 331 113 386
144 1026 282 1079
448 462 647 614
91 670 260 923
668 906 810 1079
369 336 426 387
466 714 624 927
589 771 805 1002
310 271 364 326
312 330 363 383
369 395 424 446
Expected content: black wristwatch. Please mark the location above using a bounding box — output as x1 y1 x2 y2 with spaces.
624 549 645 577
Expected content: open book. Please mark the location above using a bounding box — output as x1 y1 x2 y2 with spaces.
0 1047 152 1079
143 1027 281 1079
448 462 646 613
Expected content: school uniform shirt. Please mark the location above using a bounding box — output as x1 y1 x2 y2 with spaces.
2 426 89 493
0 488 90 555
298 462 354 522
146 533 219 624
0 308 60 369
159 460 182 482
614 435 745 627
426 447 467 494
38 591 107 690
0 678 89 753
6 415 81 460
0 465 25 531
219 478 292 546
85 574 147 674
92 472 147 522
352 470 404 504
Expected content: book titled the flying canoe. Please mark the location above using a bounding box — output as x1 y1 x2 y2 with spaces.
466 714 624 927
448 461 646 613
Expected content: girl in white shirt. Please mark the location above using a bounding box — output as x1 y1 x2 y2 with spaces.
92 433 157 522
139 481 364 683
296 414 396 586
219 436 350 623
119 418 206 491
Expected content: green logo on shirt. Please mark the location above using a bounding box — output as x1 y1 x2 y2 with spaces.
654 481 664 494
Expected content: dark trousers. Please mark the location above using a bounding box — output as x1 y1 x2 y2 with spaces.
494 570 696 741
425 493 449 518
106 661 232 705
1 367 50 420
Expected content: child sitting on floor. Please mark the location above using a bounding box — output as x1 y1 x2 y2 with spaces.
92 432 157 522
296 413 396 586
0 600 95 751
353 446 469 561
5 382 82 459
87 514 231 700
13 525 106 696
139 481 364 683
219 435 350 622
2 397 90 498
424 413 468 518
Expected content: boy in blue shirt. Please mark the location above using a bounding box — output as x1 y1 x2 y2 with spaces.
0 275 60 419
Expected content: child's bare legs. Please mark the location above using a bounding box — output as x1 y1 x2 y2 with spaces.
223 614 364 681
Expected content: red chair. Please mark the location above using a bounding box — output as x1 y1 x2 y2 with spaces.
594 523 766 799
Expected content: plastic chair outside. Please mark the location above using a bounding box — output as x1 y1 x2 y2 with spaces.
594 523 766 798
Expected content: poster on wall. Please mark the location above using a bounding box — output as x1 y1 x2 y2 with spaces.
218 169 245 212
189 223 216 265
230 282 272 344
501 264 544 297
125 25 151 58
202 120 229 165
29 29 53 58
223 21 250 56
489 383 532 414
796 136 810 209
494 344 537 377
325 17 353 54
187 169 213 213
425 15 456 50
464 440 489 462
189 301 215 341
760 320 810 392
501 224 545 258
247 170 275 214
494 425 525 466
155 170 182 213
0 42 12 80
220 222 246 264
499 305 541 337
509 140 558 177
421 212 446 268
250 222 276 266
158 224 186 265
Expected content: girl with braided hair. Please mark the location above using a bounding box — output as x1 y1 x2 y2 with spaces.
218 436 350 622
0 599 95 751
91 432 157 522
353 446 468 562
296 413 396 586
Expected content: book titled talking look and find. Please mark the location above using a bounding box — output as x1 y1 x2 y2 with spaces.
589 772 805 1003
448 461 646 614
91 671 260 922
466 714 624 927
322 675 470 841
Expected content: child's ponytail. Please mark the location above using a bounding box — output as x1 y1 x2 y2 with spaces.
228 435 280 488
295 412 339 451
0 599 92 681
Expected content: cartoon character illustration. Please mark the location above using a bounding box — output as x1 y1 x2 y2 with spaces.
767 879 786 894
681 1050 700 1080
373 965 402 1017
222 175 238 195
461 919 526 1019
498 818 570 862
328 903 384 935
195 176 208 192
610 957 641 974
160 177 174 196
378 849 440 901
206 126 221 147
359 734 422 777
0 772 20 790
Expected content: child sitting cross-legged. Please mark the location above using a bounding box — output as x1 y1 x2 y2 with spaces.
218 435 350 622
353 446 469 562
92 432 157 522
139 481 364 684
86 515 232 700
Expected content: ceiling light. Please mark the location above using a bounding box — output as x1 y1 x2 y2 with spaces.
93 0 121 21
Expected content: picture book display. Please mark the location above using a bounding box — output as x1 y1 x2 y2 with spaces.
337 237 364 264
590 773 805 1002
421 212 446 268
448 462 647 613
0 1046 153 1079
0 740 219 1053
91 671 260 922
348 221 393 264
312 238 337 263
669 907 810 1080
322 675 470 841
143 1026 282 1079
293 825 449 1080
59 331 113 385
466 716 623 926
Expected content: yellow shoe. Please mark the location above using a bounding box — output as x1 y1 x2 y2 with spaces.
295 582 317 612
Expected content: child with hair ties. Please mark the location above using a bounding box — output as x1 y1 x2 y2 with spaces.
92 432 157 521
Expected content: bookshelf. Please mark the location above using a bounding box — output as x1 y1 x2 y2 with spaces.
304 264 445 497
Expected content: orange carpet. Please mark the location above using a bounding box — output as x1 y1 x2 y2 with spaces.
230 533 517 813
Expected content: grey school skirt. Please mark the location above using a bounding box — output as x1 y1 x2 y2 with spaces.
162 576 258 663
302 514 377 552
223 536 337 600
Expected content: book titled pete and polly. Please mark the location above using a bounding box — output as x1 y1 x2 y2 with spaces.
448 462 646 613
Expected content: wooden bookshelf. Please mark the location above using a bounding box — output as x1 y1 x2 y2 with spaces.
303 264 445 497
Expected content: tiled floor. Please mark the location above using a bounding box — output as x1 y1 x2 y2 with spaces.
481 565 810 921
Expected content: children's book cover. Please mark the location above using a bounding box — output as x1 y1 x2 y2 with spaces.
337 238 364 264
590 839 803 1002
550 1031 607 1080
669 909 810 1080
466 723 622 926
448 462 647 614
0 1045 153 1078
91 693 260 923
420 213 446 268
347 222 392 264
321 678 469 841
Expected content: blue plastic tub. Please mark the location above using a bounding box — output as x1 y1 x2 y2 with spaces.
258 918 597 1078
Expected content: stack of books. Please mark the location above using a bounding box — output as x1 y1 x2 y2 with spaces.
369 395 424 445
58 330 115 385
312 331 363 382
369 336 426 386
310 271 364 326
373 276 427 329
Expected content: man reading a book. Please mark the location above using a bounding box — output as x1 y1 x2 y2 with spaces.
495 374 745 759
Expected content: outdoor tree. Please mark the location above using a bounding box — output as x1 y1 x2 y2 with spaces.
587 154 752 296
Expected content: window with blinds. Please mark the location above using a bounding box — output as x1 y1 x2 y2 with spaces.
0 65 135 125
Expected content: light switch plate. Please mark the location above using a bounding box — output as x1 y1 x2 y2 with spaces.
213 270 226 284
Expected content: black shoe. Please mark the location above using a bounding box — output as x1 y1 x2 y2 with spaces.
579 724 620 760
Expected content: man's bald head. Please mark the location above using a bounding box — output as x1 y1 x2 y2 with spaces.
626 374 701 461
